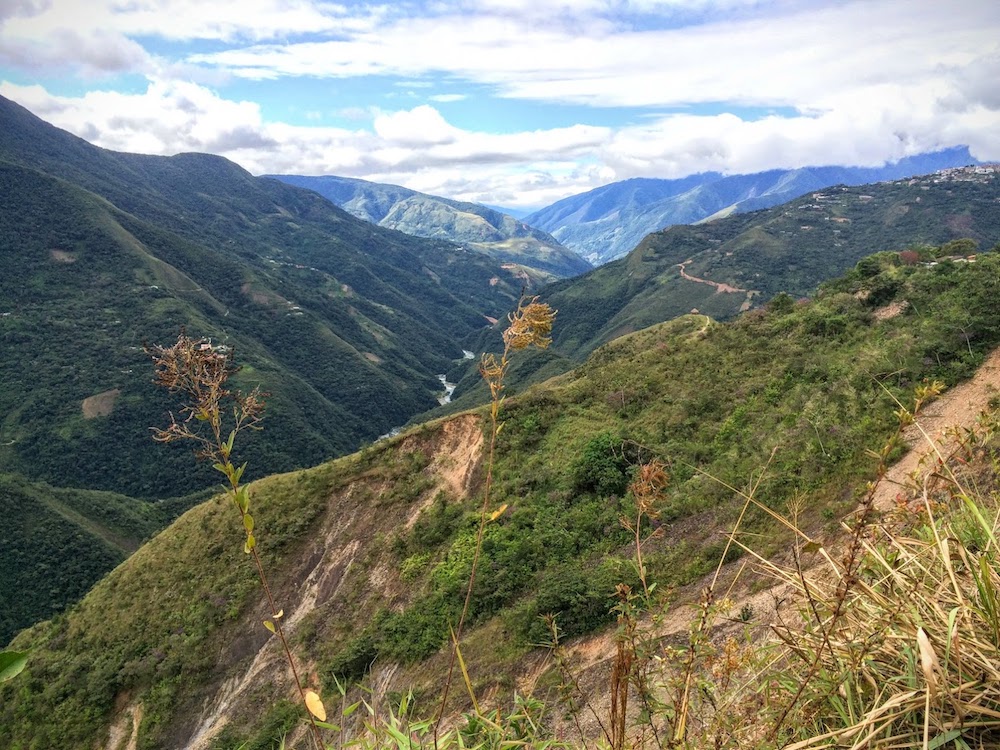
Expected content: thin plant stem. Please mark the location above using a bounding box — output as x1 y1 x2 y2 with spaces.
434 296 555 747
147 334 324 750
434 363 501 743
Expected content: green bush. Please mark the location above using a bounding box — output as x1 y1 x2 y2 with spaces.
571 432 632 497
514 558 632 644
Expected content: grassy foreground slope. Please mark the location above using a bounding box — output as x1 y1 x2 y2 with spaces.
3 249 1000 749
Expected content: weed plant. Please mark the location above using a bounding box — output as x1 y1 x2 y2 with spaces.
534 383 1000 750
147 333 326 749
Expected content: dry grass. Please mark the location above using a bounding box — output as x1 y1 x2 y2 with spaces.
707 394 1000 750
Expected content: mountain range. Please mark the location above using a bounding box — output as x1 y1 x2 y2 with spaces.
441 165 1000 405
4 244 1000 749
268 174 592 280
0 93 528 500
4 88 1000 750
3 89 998 652
524 147 981 264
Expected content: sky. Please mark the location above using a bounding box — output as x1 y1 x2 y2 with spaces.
1 0 999 210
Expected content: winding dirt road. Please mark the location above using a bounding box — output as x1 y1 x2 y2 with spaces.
677 259 746 294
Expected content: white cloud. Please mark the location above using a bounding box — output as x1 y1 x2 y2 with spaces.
0 27 152 77
7 71 998 211
186 0 999 110
373 105 460 145
1 0 371 42
0 79 272 155
0 0 998 208
0 80 612 205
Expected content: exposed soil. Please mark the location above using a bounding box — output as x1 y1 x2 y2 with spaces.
533 347 1000 741
167 414 485 749
404 414 484 528
677 259 747 294
872 347 1000 512
82 388 120 419
872 299 909 321
103 700 143 750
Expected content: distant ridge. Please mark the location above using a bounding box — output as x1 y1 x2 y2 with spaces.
525 147 981 264
269 174 592 279
442 163 1000 406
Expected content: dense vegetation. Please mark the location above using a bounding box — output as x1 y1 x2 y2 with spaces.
4 247 1000 748
0 473 198 644
0 94 526 499
0 93 542 650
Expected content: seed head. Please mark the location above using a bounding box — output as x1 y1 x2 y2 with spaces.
502 297 555 352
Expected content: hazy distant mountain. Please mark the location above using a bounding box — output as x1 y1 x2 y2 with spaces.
539 164 1000 359
525 148 981 264
269 174 592 279
479 203 533 219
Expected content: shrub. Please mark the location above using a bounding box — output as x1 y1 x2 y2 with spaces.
572 432 633 497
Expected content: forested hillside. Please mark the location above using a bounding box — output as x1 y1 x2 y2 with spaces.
0 95 525 498
270 174 592 280
444 166 1000 405
0 94 530 644
0 474 197 644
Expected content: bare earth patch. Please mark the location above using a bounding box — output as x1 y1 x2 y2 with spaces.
872 299 909 321
103 699 143 750
404 414 484 529
677 260 749 294
534 347 1000 741
82 388 121 419
872 346 1000 511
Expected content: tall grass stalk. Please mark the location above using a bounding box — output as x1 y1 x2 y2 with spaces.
732 385 1000 749
147 333 325 750
435 297 555 744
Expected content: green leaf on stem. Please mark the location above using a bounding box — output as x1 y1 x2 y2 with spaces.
0 651 28 682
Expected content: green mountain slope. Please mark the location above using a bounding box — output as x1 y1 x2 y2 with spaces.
270 174 593 279
541 167 1000 365
4 248 1000 748
0 473 197 645
0 95 527 498
440 167 1000 409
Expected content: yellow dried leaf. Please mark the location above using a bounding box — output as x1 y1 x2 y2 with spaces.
917 627 939 698
304 689 327 721
489 503 509 521
263 620 275 634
